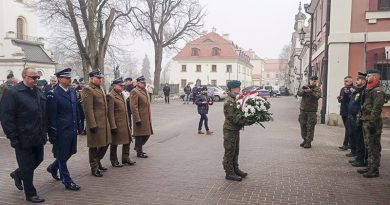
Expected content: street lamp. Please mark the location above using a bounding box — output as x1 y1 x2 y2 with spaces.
299 28 317 50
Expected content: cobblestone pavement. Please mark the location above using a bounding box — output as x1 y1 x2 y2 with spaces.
0 97 389 205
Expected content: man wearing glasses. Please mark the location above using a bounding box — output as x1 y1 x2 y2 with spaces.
0 67 47 203
82 70 112 177
46 68 83 191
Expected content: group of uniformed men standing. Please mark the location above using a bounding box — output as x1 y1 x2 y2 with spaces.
0 67 153 203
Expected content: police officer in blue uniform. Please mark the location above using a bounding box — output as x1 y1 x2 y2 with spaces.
46 68 82 191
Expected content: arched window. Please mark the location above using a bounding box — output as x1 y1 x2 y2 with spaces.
212 47 221 56
17 17 26 40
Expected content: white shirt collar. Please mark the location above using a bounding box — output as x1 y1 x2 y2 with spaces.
59 84 68 92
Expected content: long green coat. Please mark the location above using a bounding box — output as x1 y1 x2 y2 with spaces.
107 90 131 145
82 83 111 148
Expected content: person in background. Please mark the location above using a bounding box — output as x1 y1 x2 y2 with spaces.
0 67 47 203
337 76 353 151
183 84 192 104
195 86 214 135
0 73 18 99
192 85 200 104
146 84 154 103
72 81 85 135
163 83 170 104
46 68 82 191
124 77 134 92
43 76 58 93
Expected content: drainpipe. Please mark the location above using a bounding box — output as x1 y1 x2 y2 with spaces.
320 0 331 124
305 7 314 83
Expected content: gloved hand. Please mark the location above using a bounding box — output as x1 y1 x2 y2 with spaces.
135 121 141 126
10 139 20 149
111 128 118 135
90 127 98 134
368 123 376 134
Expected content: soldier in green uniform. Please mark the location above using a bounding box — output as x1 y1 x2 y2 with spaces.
297 76 321 148
222 80 247 181
357 69 386 178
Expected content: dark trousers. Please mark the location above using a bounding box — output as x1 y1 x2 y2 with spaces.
351 117 367 163
88 146 108 170
110 143 130 163
298 111 317 142
48 159 72 186
134 136 150 153
222 129 240 174
13 145 44 198
342 115 349 146
346 115 357 154
198 113 209 131
164 95 169 104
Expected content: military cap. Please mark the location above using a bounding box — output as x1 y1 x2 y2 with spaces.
124 77 133 81
357 71 367 80
6 73 14 79
54 68 72 78
227 80 241 89
89 70 104 78
112 77 125 86
136 75 146 83
366 69 381 74
309 76 319 80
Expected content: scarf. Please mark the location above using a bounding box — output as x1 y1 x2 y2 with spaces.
367 80 380 89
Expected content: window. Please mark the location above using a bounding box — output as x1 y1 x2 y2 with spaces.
181 65 187 72
379 0 390 10
211 65 217 72
266 74 270 78
17 17 25 40
226 65 232 73
196 65 202 72
276 74 279 78
191 48 199 56
212 47 221 56
211 80 217 86
181 79 187 88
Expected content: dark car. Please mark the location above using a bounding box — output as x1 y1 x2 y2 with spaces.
242 86 259 94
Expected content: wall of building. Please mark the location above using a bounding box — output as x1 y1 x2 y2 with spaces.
351 0 390 33
0 61 55 82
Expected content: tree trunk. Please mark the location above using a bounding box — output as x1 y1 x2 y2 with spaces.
153 45 163 95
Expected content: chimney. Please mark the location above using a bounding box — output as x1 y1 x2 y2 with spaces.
222 33 230 40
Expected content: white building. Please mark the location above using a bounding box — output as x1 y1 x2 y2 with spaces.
170 31 253 88
0 0 56 82
246 49 264 86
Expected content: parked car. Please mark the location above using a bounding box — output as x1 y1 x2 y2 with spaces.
208 86 227 101
242 86 259 94
256 89 270 98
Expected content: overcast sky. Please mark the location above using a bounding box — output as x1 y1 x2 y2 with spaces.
38 0 311 68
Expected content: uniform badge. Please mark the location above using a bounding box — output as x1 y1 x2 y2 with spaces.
354 93 360 101
83 93 89 98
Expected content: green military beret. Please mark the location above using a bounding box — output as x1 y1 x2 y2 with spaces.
357 71 367 80
309 76 318 80
366 69 381 74
227 80 241 89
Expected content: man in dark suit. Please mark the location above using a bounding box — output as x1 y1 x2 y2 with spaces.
46 68 82 191
0 67 47 203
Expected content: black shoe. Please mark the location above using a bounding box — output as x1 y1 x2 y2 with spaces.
300 140 306 147
26 195 45 203
111 161 123 168
338 145 348 151
351 161 366 167
122 160 136 166
98 162 108 171
363 168 379 178
225 174 242 181
65 182 80 191
46 166 60 181
234 169 248 178
91 169 103 177
357 167 369 174
303 142 311 148
10 172 23 191
137 153 148 158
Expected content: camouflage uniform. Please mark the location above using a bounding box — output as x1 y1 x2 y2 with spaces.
222 94 244 175
361 83 385 171
297 85 321 143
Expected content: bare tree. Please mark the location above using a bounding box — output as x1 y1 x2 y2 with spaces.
129 0 205 94
279 44 291 86
37 0 133 80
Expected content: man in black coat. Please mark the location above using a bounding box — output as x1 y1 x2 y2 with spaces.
46 68 82 191
163 83 170 104
0 67 47 203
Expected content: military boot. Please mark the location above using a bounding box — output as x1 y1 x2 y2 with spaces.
225 173 242 181
303 141 311 148
98 162 108 172
363 168 379 178
357 167 369 174
234 168 248 178
300 140 306 147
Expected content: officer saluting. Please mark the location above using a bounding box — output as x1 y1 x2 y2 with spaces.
46 68 82 191
358 69 386 178
82 70 112 177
